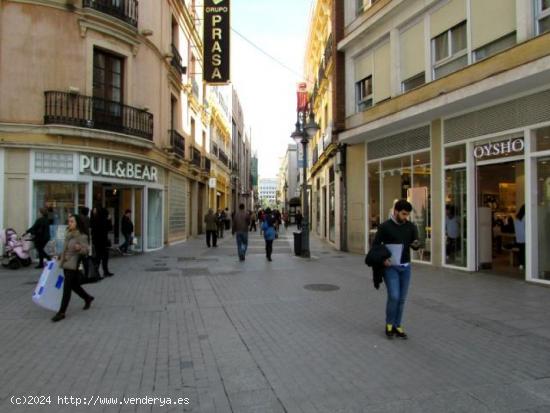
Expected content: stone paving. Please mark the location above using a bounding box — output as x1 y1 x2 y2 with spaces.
1 227 550 413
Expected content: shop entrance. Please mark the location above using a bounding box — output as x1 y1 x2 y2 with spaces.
476 160 525 275
93 183 143 251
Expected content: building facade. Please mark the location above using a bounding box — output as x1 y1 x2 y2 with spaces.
277 144 300 218
0 0 246 251
304 0 346 249
259 178 278 207
340 0 550 285
231 87 252 211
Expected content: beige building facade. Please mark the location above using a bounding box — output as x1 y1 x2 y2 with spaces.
340 0 550 285
0 0 220 251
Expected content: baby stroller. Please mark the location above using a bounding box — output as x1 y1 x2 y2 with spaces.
1 228 33 269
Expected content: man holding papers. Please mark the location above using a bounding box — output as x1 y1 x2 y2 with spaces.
373 199 420 339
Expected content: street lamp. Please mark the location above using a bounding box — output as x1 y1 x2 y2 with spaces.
290 101 320 258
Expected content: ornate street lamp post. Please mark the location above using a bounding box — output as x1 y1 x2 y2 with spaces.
291 104 320 258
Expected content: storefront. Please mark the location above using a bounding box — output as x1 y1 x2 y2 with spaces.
30 151 165 252
364 111 550 285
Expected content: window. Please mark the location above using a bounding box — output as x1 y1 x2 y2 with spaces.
538 0 550 34
473 32 516 62
93 48 124 127
356 76 372 112
432 21 468 79
402 72 425 92
356 0 379 16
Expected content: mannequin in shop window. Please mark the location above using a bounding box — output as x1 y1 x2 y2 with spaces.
514 205 526 271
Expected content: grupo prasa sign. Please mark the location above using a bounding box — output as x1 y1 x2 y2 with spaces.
203 0 230 83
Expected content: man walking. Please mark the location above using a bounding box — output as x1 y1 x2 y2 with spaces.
217 209 225 239
232 204 250 261
119 209 134 254
204 209 218 248
372 199 420 339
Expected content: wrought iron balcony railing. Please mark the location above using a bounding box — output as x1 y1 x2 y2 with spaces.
169 130 185 159
44 91 153 141
82 0 139 28
171 44 186 77
191 147 201 167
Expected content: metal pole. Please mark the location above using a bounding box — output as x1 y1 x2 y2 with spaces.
301 137 310 258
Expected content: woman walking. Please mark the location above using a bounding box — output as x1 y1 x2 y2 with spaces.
51 214 94 322
261 208 276 262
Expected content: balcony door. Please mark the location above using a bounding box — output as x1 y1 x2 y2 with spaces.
93 48 124 132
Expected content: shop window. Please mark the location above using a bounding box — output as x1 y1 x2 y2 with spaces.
536 156 550 280
382 156 411 220
538 0 550 35
445 168 467 267
33 182 86 254
432 21 468 79
445 144 466 165
402 72 425 93
356 76 373 112
534 126 550 152
368 162 381 246
410 152 431 262
473 32 516 62
147 189 163 249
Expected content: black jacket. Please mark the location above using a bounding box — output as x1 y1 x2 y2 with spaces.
365 244 391 290
121 215 134 235
27 216 50 245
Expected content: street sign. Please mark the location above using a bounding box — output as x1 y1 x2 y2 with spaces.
203 0 231 84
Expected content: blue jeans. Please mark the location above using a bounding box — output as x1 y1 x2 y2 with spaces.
236 232 248 258
383 265 412 327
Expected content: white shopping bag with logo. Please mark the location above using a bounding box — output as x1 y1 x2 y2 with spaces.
32 259 64 312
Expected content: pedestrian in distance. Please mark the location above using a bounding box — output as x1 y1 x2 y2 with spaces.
249 210 257 232
217 209 225 239
295 210 303 230
372 199 420 339
25 207 51 269
232 204 250 261
224 207 231 230
261 208 276 261
90 205 113 277
204 209 218 248
119 209 134 255
51 214 94 322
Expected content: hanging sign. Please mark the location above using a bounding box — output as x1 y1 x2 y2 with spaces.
79 155 158 182
203 0 230 84
473 137 524 160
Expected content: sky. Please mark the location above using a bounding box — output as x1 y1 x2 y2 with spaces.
230 0 313 180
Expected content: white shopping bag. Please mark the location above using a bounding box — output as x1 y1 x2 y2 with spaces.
32 259 64 312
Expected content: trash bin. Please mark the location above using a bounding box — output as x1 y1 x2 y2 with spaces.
293 232 302 256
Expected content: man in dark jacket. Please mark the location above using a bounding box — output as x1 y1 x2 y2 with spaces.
90 205 113 277
373 199 420 339
26 207 51 268
204 209 218 248
119 209 134 254
232 204 250 261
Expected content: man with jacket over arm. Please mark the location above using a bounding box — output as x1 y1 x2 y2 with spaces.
373 199 420 339
232 204 250 261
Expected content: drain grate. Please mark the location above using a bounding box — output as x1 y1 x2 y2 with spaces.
304 284 340 292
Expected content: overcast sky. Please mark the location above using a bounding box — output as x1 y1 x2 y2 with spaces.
230 0 313 180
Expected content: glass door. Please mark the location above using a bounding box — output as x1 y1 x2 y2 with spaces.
445 168 467 267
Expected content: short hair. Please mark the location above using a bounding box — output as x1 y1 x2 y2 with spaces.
239 203 245 210
125 209 131 214
394 199 412 212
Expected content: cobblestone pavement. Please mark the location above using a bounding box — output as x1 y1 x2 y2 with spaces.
1 227 550 413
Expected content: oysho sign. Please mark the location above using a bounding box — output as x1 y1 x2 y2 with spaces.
203 0 230 83
473 137 524 160
80 155 158 182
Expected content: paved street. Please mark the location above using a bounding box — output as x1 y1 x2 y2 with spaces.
1 228 550 413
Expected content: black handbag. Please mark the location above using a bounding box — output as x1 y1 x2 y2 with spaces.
79 256 102 284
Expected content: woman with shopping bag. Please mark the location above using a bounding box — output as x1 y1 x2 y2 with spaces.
51 214 94 322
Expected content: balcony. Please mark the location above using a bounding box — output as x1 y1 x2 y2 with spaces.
44 91 153 141
82 0 139 28
218 150 229 167
169 130 185 159
191 147 201 168
170 44 187 77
